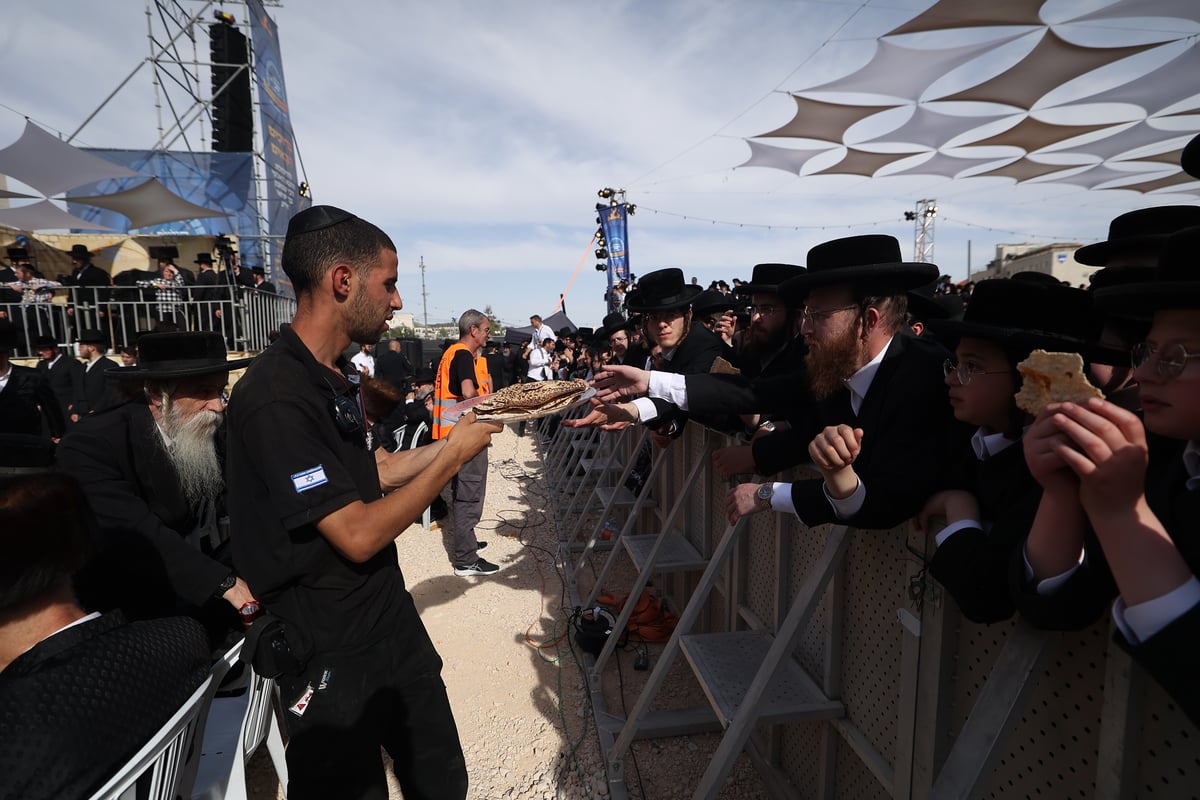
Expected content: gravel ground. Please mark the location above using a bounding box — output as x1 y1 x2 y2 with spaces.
247 425 769 799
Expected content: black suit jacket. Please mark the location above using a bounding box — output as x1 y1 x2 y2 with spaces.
38 354 83 422
0 612 209 800
79 356 117 415
194 268 220 300
55 401 232 614
647 323 734 435
928 439 1041 624
0 363 64 439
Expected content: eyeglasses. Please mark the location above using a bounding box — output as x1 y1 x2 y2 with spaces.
1131 341 1200 380
800 304 857 325
943 359 1009 386
750 304 782 317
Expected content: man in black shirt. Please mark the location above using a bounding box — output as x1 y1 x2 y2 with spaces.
226 205 498 800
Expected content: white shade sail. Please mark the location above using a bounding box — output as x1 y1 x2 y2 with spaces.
737 139 839 175
755 95 899 141
71 178 227 229
899 148 1019 178
888 0 1046 36
812 148 918 177
862 104 1014 150
1065 40 1200 112
0 120 141 197
961 115 1114 152
0 200 115 232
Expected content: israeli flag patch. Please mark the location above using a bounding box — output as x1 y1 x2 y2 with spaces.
291 465 328 493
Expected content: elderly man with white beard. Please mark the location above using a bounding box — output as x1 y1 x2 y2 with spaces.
56 331 258 644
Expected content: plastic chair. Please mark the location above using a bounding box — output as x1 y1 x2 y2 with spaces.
192 640 290 799
86 673 216 800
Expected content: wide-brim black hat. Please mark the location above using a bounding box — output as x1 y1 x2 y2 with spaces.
6 247 29 261
65 244 91 259
625 268 703 312
927 279 1097 355
907 280 963 323
780 235 936 304
1074 205 1200 266
149 245 179 263
692 289 737 316
1094 225 1200 313
77 329 108 346
1183 132 1200 180
735 263 807 297
33 335 58 349
595 311 633 340
413 367 436 384
109 332 251 380
194 253 214 265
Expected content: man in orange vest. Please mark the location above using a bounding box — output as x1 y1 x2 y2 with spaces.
433 309 498 576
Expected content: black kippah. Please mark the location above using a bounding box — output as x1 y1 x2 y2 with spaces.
287 205 357 237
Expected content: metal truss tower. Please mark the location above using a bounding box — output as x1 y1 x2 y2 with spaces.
907 198 937 263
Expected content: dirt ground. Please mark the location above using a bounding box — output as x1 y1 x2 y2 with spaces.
248 426 770 799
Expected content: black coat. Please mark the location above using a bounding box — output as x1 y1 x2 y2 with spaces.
0 363 64 439
375 348 413 392
38 354 83 422
55 401 233 616
646 323 735 435
78 356 117 416
928 439 1041 624
0 612 209 800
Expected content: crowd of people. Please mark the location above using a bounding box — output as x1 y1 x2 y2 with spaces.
1 130 1199 799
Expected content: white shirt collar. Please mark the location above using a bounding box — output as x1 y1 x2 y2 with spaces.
1184 440 1200 491
844 336 893 416
971 427 1022 460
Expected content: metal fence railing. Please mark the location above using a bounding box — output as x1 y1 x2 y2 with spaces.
1 285 296 356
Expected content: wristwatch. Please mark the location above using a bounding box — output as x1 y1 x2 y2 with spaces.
214 573 237 598
755 483 774 510
757 420 777 434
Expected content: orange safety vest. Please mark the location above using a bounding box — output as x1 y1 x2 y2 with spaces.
432 342 492 440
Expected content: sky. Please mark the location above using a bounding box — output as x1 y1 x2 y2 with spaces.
2 0 1199 329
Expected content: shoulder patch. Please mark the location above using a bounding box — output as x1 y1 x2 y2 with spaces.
291 465 329 493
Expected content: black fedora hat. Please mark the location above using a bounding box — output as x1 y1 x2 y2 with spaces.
625 268 703 313
927 279 1099 355
33 334 58 350
194 253 214 265
413 367 436 384
780 235 936 303
1074 205 1200 266
149 245 179 263
692 289 737 317
1094 225 1200 314
1183 132 1200 179
6 247 29 261
907 279 963 323
65 244 91 260
77 329 108 346
595 312 633 340
109 332 252 380
575 326 595 346
735 263 807 297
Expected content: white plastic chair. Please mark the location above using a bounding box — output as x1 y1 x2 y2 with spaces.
86 673 216 800
192 640 290 799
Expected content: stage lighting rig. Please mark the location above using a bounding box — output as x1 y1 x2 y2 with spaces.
214 10 236 25
298 181 311 198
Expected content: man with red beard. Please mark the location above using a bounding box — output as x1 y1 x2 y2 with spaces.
589 235 963 530
56 331 257 641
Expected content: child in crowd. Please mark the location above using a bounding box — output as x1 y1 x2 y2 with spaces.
1017 225 1200 725
914 279 1105 623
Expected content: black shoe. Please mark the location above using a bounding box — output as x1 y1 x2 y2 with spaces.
454 558 500 576
476 540 488 551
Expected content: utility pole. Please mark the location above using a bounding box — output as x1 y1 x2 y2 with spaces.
419 256 429 327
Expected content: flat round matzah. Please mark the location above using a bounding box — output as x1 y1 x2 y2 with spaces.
443 382 593 422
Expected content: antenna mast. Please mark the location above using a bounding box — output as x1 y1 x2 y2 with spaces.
419 256 429 326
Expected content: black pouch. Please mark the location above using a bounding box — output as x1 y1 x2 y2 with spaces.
242 613 311 678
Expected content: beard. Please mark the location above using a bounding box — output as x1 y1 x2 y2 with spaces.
346 285 384 344
805 325 866 401
161 399 225 506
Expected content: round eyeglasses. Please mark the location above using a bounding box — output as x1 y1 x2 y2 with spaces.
1131 341 1199 380
943 359 1009 386
800 304 857 325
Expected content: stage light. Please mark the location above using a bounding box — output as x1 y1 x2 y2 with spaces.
595 262 607 272
610 199 618 207
214 10 236 25
904 211 916 221
598 187 614 199
298 181 310 198
627 204 636 215
596 248 608 259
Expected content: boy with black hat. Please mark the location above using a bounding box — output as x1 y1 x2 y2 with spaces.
1017 225 1200 725
74 328 116 418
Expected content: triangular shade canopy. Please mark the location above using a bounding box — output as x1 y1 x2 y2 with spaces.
975 158 1092 182
965 115 1113 152
0 199 115 232
0 120 141 197
755 95 898 141
71 178 227 229
813 148 918 177
862 104 1013 150
888 0 1045 36
1050 162 1173 189
802 36 1023 101
935 31 1156 109
1067 40 1200 112
1071 0 1200 25
1043 123 1192 162
738 139 839 175
899 149 1018 178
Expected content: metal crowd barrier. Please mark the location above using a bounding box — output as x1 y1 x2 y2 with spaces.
550 420 1199 800
0 285 295 356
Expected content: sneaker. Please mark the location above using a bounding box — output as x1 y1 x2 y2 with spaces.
476 540 488 551
454 558 500 577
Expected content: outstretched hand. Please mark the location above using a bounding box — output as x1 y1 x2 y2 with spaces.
561 397 638 430
593 365 650 402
